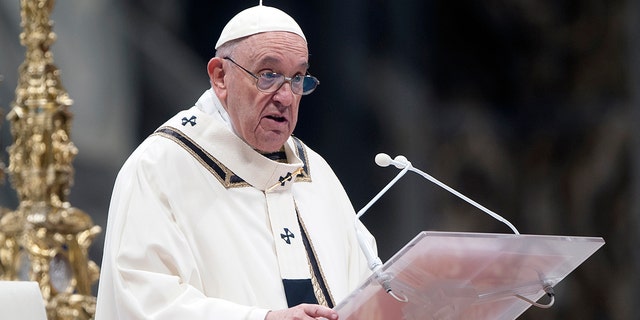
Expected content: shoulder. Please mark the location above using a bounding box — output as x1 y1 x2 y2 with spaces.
116 129 198 182
120 106 216 171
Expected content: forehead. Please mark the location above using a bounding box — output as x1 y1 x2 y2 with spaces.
237 32 309 67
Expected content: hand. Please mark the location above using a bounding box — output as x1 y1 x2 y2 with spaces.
265 303 338 320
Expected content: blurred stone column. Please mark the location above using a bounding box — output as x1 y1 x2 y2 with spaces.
50 0 136 167
48 0 137 270
628 0 640 312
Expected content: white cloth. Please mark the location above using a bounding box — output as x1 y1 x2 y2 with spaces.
95 90 376 319
215 5 306 49
194 88 232 129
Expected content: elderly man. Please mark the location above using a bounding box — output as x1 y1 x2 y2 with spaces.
95 4 376 320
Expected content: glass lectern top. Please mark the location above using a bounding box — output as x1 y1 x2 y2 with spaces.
335 231 604 320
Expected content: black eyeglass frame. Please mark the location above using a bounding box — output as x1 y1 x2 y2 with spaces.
223 57 320 95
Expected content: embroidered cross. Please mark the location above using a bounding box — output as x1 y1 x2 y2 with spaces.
266 168 305 192
278 172 293 186
281 228 295 244
181 115 197 126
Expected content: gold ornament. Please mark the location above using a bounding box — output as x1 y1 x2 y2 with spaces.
0 0 101 319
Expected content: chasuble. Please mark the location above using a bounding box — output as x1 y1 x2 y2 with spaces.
95 90 376 319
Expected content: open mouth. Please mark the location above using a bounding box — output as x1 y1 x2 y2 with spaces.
266 115 287 123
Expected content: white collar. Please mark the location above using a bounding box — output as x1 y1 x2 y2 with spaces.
195 88 235 133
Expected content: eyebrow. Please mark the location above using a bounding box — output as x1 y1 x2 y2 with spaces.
257 56 310 71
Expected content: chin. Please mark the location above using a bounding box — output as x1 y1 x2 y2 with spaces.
254 141 284 153
261 135 290 152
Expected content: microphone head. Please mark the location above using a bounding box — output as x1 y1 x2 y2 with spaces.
391 155 409 169
394 155 408 164
375 153 393 167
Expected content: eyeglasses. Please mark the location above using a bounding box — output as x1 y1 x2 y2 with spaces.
224 57 320 95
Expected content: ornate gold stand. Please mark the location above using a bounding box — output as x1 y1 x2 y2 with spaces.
0 0 101 319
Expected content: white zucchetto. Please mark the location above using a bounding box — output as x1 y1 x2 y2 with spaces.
215 5 306 49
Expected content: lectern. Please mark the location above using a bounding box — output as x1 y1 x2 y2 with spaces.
335 231 604 320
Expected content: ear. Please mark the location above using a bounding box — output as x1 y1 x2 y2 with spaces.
208 57 227 100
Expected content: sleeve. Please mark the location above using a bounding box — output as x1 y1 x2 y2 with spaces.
95 144 269 320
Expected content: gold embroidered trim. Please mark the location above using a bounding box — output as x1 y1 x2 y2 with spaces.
291 136 312 183
154 126 250 188
296 210 335 307
154 128 313 189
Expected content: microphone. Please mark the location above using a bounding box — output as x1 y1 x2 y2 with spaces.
372 153 520 235
374 153 408 169
354 152 520 303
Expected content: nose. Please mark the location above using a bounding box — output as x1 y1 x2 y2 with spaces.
273 80 295 106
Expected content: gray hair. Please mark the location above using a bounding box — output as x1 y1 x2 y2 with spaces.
215 37 246 58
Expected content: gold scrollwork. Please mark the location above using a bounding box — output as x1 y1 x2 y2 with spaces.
0 1 101 319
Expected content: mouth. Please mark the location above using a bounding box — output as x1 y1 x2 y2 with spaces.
266 115 287 123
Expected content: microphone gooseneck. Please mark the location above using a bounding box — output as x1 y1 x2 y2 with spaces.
374 153 520 235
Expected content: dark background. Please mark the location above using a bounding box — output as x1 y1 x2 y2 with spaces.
1 0 638 319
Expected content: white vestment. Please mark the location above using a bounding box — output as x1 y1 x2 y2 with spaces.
95 90 376 319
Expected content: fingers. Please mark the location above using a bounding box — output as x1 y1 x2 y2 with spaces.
303 304 338 320
264 304 339 320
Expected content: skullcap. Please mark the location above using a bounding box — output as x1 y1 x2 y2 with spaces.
215 5 306 49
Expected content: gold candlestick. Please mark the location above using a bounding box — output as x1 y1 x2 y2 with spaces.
0 0 101 319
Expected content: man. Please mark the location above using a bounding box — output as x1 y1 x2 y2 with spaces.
95 4 376 320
